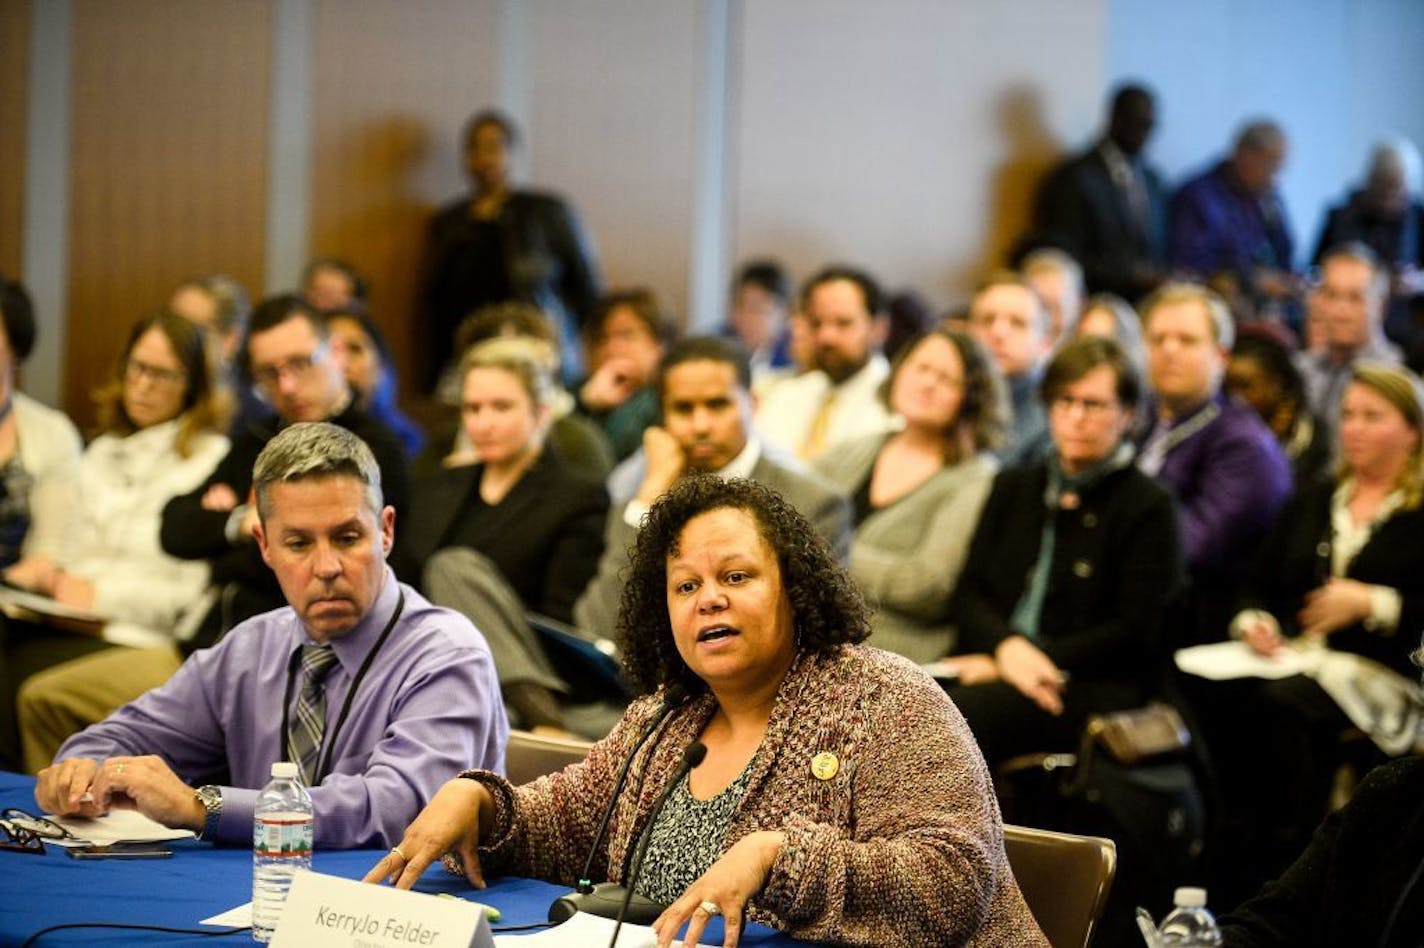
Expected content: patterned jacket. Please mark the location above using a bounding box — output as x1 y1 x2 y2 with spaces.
466 645 1048 946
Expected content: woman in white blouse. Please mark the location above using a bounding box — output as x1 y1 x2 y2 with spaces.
1 310 229 769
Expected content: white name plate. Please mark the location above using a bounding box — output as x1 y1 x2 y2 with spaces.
271 870 494 948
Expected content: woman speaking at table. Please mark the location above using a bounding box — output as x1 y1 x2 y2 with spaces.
367 476 1044 946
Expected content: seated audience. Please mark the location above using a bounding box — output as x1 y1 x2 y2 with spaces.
814 330 1004 663
754 265 893 460
0 280 83 770
575 289 677 461
724 259 794 388
13 312 231 772
400 338 608 732
1192 363 1424 890
302 257 367 313
161 294 410 642
34 423 507 849
16 298 411 773
945 337 1183 765
967 271 1054 465
1021 248 1085 344
576 336 851 642
367 476 1048 947
421 300 614 481
1228 329 1331 488
1137 283 1291 644
1294 243 1402 443
1028 82 1166 300
1312 138 1424 347
324 307 425 456
1169 120 1298 319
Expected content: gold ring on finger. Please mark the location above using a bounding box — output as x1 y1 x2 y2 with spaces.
390 845 407 861
697 899 722 917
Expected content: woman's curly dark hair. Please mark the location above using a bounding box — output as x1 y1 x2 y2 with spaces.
617 476 871 698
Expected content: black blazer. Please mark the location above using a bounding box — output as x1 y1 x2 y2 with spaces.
1238 477 1424 677
1219 755 1424 947
419 189 600 388
953 461 1184 686
398 449 609 624
1031 146 1167 298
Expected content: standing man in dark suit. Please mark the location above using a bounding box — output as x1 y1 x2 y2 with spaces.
419 109 600 389
1030 83 1167 301
574 336 852 640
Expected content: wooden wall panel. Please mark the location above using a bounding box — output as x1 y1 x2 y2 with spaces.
0 0 29 280
311 0 501 400
66 0 270 428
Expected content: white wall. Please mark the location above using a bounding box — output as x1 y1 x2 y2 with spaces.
733 0 1106 312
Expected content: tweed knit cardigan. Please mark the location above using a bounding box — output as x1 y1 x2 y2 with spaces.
464 644 1048 946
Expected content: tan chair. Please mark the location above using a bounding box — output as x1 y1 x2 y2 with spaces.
504 728 594 785
1003 823 1116 948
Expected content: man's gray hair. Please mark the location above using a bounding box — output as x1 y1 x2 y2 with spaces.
1234 119 1285 154
253 422 383 520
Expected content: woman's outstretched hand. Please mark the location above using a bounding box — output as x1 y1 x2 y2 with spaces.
363 777 493 890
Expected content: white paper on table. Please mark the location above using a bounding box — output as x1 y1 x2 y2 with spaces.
43 808 196 847
1174 640 1313 681
201 902 253 927
493 912 714 946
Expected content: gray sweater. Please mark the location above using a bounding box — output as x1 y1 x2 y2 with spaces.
815 434 997 663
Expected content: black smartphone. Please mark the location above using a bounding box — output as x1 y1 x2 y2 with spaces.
66 843 173 859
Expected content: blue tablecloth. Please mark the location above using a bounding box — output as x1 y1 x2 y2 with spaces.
0 771 796 946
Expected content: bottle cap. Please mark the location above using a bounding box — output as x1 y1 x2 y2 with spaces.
1173 887 1206 908
271 761 300 779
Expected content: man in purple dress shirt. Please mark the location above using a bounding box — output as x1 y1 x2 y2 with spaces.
1138 283 1292 643
33 423 507 848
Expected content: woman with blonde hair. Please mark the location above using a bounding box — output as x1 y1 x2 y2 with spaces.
813 329 1006 663
1193 361 1424 891
400 336 609 733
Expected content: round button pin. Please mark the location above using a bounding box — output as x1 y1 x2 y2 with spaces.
811 751 840 781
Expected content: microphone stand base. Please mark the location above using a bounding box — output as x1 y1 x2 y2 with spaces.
548 882 667 926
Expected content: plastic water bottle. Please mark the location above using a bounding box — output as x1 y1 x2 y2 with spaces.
252 761 314 942
1158 886 1222 946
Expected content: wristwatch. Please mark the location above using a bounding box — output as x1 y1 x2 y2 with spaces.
194 785 223 840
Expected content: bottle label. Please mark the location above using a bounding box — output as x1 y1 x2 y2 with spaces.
254 813 313 859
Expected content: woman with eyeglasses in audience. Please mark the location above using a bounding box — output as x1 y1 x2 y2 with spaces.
943 336 1184 765
813 329 1005 664
3 310 230 772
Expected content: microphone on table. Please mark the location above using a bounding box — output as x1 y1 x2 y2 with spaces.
547 687 686 924
608 740 707 948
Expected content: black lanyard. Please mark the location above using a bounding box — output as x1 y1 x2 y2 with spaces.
279 589 405 784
